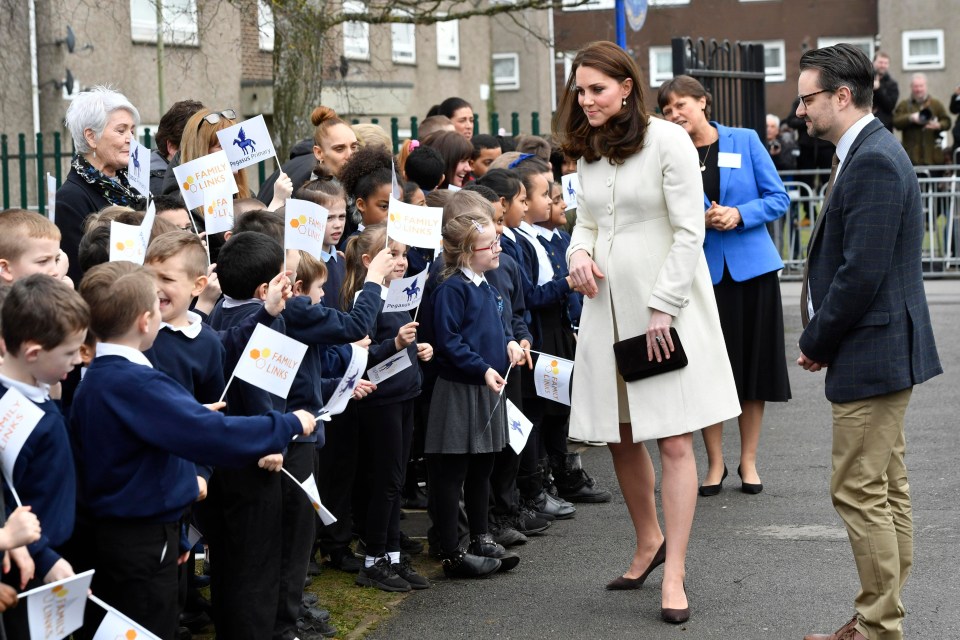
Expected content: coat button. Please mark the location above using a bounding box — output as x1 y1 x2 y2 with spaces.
606 177 613 187
606 203 613 213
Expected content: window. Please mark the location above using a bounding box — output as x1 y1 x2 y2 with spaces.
817 37 874 61
436 18 460 68
493 53 520 91
258 0 274 52
391 13 416 64
745 40 785 82
561 0 614 11
648 46 673 88
130 0 198 46
342 1 369 61
902 30 944 70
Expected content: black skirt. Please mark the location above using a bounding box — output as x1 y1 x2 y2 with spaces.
713 266 792 403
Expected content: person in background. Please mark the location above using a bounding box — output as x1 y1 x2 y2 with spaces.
150 100 204 194
427 98 474 140
951 83 960 164
893 73 950 167
352 123 392 151
422 131 474 189
766 114 798 258
469 134 502 179
872 51 899 132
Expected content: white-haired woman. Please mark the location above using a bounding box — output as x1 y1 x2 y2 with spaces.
56 86 145 282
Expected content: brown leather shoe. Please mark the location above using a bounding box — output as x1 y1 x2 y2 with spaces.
803 616 866 640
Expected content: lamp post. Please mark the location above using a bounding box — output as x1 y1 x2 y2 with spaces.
615 0 626 50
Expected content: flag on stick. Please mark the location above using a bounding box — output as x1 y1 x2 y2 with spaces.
21 570 95 640
533 353 574 406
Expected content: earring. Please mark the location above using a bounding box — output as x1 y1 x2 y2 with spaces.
622 96 627 106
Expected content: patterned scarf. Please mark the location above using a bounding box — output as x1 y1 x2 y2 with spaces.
71 153 147 210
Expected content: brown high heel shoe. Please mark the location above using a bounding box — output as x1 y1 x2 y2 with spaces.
606 540 666 590
660 581 690 624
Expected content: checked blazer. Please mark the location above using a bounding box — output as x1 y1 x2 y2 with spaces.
799 118 941 403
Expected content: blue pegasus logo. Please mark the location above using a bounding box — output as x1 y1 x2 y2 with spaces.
233 127 257 155
131 146 140 175
403 283 421 302
510 420 523 435
566 181 575 197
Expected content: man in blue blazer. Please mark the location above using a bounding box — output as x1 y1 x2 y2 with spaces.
796 44 941 640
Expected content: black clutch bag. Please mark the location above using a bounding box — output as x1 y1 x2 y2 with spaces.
613 327 688 382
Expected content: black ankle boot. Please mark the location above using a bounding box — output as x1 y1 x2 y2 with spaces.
440 547 501 578
468 534 520 572
555 452 612 503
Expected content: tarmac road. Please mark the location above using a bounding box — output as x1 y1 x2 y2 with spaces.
369 280 959 640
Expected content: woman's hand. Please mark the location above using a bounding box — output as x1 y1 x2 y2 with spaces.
646 310 675 363
568 249 605 299
705 201 742 231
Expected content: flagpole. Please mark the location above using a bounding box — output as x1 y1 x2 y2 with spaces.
279 466 299 485
478 363 514 438
412 263 429 323
218 370 236 404
89 594 162 640
7 485 22 508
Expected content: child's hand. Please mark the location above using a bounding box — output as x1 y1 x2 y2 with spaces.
395 322 418 350
364 248 398 284
484 368 506 393
43 558 74 584
519 339 533 370
507 341 525 367
56 250 70 281
0 583 17 612
195 263 222 315
9 547 34 589
353 379 376 400
196 476 208 501
293 410 316 437
258 453 284 472
416 342 433 362
0 506 41 549
265 270 293 316
203 401 226 413
268 171 293 211
353 336 372 349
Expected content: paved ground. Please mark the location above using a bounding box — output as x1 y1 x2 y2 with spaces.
369 280 960 640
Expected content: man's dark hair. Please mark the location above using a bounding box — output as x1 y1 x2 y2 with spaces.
152 193 187 214
799 43 874 110
155 99 204 157
404 146 445 192
471 134 500 157
216 231 283 299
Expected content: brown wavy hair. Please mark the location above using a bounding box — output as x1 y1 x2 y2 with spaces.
657 75 712 120
553 41 648 165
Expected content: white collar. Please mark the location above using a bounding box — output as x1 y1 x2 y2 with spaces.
502 227 517 242
459 266 486 287
161 311 203 339
95 342 154 368
222 295 264 310
321 246 338 262
836 113 875 172
0 373 51 403
533 225 559 241
516 221 538 238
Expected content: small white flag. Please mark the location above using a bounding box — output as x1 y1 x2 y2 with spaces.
127 137 151 197
46 173 57 223
22 569 95 640
391 159 402 200
386 197 443 250
173 150 239 210
284 199 328 260
0 387 45 500
186 524 203 549
383 267 428 313
561 173 580 210
202 180 235 235
299 472 336 525
533 353 574 406
92 608 161 640
366 349 413 385
139 200 156 250
232 324 308 399
446 184 462 192
319 344 369 417
215 114 278 171
506 399 533 454
109 222 144 264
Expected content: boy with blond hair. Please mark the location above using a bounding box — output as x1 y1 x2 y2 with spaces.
0 209 67 285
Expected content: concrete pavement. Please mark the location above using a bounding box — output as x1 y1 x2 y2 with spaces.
369 280 960 640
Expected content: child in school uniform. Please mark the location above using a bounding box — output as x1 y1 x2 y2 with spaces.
0 209 68 287
69 261 316 640
543 179 583 332
0 276 87 637
341 224 433 592
426 195 525 578
338 145 395 249
296 173 348 312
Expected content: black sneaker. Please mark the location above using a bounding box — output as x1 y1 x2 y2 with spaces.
514 507 551 535
400 531 424 555
301 605 331 623
555 453 613 503
392 556 430 589
355 556 411 592
296 616 337 639
326 549 362 573
489 516 527 547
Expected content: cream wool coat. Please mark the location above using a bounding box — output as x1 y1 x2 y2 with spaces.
567 117 740 443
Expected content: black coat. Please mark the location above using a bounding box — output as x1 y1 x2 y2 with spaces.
55 168 110 284
872 72 900 131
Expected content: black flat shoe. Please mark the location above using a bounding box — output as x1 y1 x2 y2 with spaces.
737 465 763 494
606 540 666 590
698 465 728 497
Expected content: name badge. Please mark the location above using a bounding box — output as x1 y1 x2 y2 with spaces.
717 152 742 169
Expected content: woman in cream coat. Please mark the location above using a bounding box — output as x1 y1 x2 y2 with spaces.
558 41 740 624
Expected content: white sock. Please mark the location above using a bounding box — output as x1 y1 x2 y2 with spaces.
388 551 400 564
364 555 376 568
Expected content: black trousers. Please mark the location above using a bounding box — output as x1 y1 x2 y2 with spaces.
199 465 282 640
490 374 523 516
357 400 415 557
427 452 495 554
274 443 317 640
316 405 360 556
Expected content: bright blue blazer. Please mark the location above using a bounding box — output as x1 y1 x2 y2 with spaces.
702 123 790 284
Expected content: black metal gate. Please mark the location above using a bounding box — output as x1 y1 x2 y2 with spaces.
671 37 767 142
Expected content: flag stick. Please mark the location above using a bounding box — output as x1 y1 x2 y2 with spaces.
7 484 22 508
89 594 162 640
279 466 299 485
218 371 236 404
276 156 283 173
411 263 430 323
478 363 514 438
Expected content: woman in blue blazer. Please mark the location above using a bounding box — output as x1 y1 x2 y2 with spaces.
658 76 792 496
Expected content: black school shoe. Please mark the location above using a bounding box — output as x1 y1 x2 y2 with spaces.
392 556 431 589
513 507 551 535
440 547 501 578
297 616 337 639
489 515 528 547
554 453 612 503
326 548 362 573
355 556 412 592
468 534 521 572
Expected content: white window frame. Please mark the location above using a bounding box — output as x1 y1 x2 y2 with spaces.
816 37 874 61
744 39 786 83
648 45 673 88
902 29 944 71
130 0 199 46
342 1 370 61
391 11 416 64
493 53 520 91
561 0 614 11
436 18 460 68
258 0 275 52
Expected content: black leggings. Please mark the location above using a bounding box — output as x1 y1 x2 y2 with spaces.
427 452 496 554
